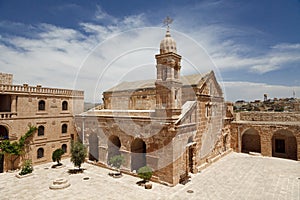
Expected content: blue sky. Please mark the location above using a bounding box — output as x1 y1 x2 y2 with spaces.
0 0 299 102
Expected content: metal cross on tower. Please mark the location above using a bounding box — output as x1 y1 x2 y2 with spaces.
163 16 173 29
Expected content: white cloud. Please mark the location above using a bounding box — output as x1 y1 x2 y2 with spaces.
0 7 299 103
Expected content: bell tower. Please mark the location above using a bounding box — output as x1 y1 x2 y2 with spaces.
155 17 182 119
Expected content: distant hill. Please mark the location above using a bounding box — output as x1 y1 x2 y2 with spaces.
84 102 101 112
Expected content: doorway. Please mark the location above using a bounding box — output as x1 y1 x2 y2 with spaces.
131 138 146 172
0 154 4 173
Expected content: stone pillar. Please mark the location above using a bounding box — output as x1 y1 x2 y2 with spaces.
11 95 17 116
98 146 108 164
146 154 159 171
237 126 242 153
120 149 131 172
261 134 272 157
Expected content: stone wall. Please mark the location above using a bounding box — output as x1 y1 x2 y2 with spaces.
230 121 300 161
0 73 13 85
0 83 84 171
235 111 300 122
103 85 198 111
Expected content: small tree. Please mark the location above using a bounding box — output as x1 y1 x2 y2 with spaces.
0 125 37 170
19 159 33 176
137 166 153 182
109 155 124 171
70 141 87 170
52 148 64 165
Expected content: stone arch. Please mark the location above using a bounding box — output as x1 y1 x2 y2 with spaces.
0 125 7 173
37 148 44 159
89 133 99 161
241 127 261 153
62 101 68 111
38 100 45 111
131 138 146 172
107 135 121 163
0 125 9 140
61 144 67 153
272 129 297 160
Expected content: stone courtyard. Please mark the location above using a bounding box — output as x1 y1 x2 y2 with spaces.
0 152 299 200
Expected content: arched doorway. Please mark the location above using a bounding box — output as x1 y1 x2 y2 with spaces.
107 135 121 163
242 128 261 153
0 125 8 173
272 130 297 160
0 154 3 173
0 125 9 140
187 136 195 173
89 133 99 161
131 138 146 172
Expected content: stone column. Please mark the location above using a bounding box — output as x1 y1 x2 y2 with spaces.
237 126 242 153
146 154 159 171
120 149 131 172
261 133 272 157
11 95 17 116
98 146 108 164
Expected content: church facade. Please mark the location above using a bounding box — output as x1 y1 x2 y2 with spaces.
75 28 231 185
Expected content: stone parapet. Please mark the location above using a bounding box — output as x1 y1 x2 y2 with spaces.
0 84 84 97
83 109 155 118
235 111 300 122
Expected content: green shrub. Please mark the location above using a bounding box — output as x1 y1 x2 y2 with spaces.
19 159 33 176
109 155 124 170
52 148 64 164
137 166 153 181
70 141 87 169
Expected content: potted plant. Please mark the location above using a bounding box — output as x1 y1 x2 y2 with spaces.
108 155 124 178
137 166 153 189
51 148 64 168
16 159 33 178
69 141 87 174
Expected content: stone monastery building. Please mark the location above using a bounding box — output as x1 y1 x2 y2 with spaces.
76 28 232 185
1 25 299 187
0 73 84 173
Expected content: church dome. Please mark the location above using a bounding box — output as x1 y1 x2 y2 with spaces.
160 29 177 54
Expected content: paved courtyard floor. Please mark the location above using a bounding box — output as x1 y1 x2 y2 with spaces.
0 152 299 200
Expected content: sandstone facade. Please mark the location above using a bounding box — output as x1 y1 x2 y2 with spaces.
0 73 84 172
75 29 230 186
231 112 300 161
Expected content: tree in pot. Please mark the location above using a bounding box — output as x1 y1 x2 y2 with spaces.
51 148 64 168
19 159 33 176
108 155 124 177
69 141 87 174
137 166 153 189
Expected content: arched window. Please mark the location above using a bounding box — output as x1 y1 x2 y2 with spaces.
62 101 68 111
61 124 67 134
38 125 45 136
38 100 45 111
37 148 44 159
0 125 9 140
62 144 67 153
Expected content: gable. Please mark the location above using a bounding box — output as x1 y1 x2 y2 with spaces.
198 71 223 97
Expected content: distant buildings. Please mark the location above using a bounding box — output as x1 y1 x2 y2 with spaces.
234 96 300 112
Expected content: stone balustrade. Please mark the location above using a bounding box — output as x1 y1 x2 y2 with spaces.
0 112 17 119
235 111 300 122
0 84 84 97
